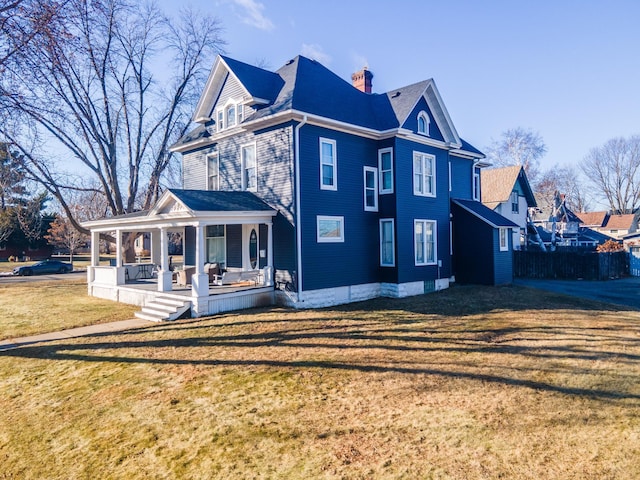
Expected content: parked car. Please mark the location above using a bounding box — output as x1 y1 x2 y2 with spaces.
12 259 74 276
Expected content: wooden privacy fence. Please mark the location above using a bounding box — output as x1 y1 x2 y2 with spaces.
513 251 628 280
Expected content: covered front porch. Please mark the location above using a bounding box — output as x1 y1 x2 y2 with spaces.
84 190 278 318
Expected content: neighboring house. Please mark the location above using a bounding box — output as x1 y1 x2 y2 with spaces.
575 211 634 240
84 54 518 317
480 165 536 250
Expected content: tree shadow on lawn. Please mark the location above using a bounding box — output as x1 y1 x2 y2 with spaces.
3 298 640 404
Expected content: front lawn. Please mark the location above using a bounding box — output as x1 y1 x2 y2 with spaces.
1 285 639 478
0 279 138 340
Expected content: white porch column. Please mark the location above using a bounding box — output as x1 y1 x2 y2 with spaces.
87 230 101 289
115 229 126 285
191 224 209 297
150 229 161 266
157 227 172 292
264 221 274 286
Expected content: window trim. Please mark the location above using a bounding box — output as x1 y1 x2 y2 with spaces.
363 166 378 212
205 224 227 267
317 215 344 243
216 109 224 132
414 219 437 266
417 111 430 136
413 152 436 197
206 152 220 191
319 138 337 191
241 142 257 192
378 147 394 194
499 228 509 251
379 219 395 267
473 166 481 201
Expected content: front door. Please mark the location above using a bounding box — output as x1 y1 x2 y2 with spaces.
242 224 259 271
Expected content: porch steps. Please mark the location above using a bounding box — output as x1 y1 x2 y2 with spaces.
134 296 191 322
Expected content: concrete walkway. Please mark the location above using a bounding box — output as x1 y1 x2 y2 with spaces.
0 318 152 352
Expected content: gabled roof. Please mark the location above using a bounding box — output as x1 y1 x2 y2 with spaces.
576 211 608 227
151 189 275 216
452 199 519 228
177 54 478 155
481 165 537 209
603 213 635 230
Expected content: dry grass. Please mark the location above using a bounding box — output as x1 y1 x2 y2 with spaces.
0 280 138 340
1 285 640 479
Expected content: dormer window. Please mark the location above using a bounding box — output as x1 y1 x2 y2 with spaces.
417 111 430 136
216 99 244 132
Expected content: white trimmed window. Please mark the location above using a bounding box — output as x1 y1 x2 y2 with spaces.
216 109 224 132
206 225 226 266
320 138 337 190
473 166 481 201
226 104 236 128
378 147 393 194
317 216 344 243
207 153 219 191
417 111 430 136
415 219 437 265
380 219 395 267
241 143 257 192
413 152 436 197
364 166 378 211
499 228 509 251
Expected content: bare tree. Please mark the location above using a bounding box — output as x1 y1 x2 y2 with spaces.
535 165 592 214
485 127 547 184
0 0 224 247
16 191 47 245
581 135 640 215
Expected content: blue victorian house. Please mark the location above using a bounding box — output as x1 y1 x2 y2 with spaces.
84 55 517 319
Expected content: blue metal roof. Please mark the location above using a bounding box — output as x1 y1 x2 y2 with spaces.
452 199 519 228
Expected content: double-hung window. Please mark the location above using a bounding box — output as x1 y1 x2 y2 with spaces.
413 152 436 196
380 219 395 266
364 167 378 211
241 143 257 192
473 167 481 200
511 191 519 213
226 104 236 128
207 153 219 190
206 225 226 266
320 138 337 190
216 110 224 132
378 148 393 194
415 219 437 265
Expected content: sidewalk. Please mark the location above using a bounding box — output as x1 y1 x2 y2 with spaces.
0 318 152 352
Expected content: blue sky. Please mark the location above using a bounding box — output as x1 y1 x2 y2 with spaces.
162 0 640 173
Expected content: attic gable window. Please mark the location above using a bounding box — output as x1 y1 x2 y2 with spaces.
417 111 430 136
216 99 244 132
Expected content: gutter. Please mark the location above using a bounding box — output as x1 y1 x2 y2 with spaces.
294 115 308 293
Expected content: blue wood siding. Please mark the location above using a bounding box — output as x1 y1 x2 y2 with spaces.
182 147 208 190
451 202 514 285
401 97 445 142
450 155 474 200
393 138 451 284
259 223 267 269
298 124 381 291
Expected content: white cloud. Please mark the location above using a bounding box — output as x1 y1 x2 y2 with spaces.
230 0 275 31
301 43 332 65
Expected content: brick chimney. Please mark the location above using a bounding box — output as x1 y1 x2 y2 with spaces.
351 67 373 93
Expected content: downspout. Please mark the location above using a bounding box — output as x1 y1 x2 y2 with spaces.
294 115 308 293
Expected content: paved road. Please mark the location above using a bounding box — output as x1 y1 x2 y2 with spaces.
514 277 640 310
0 271 86 284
